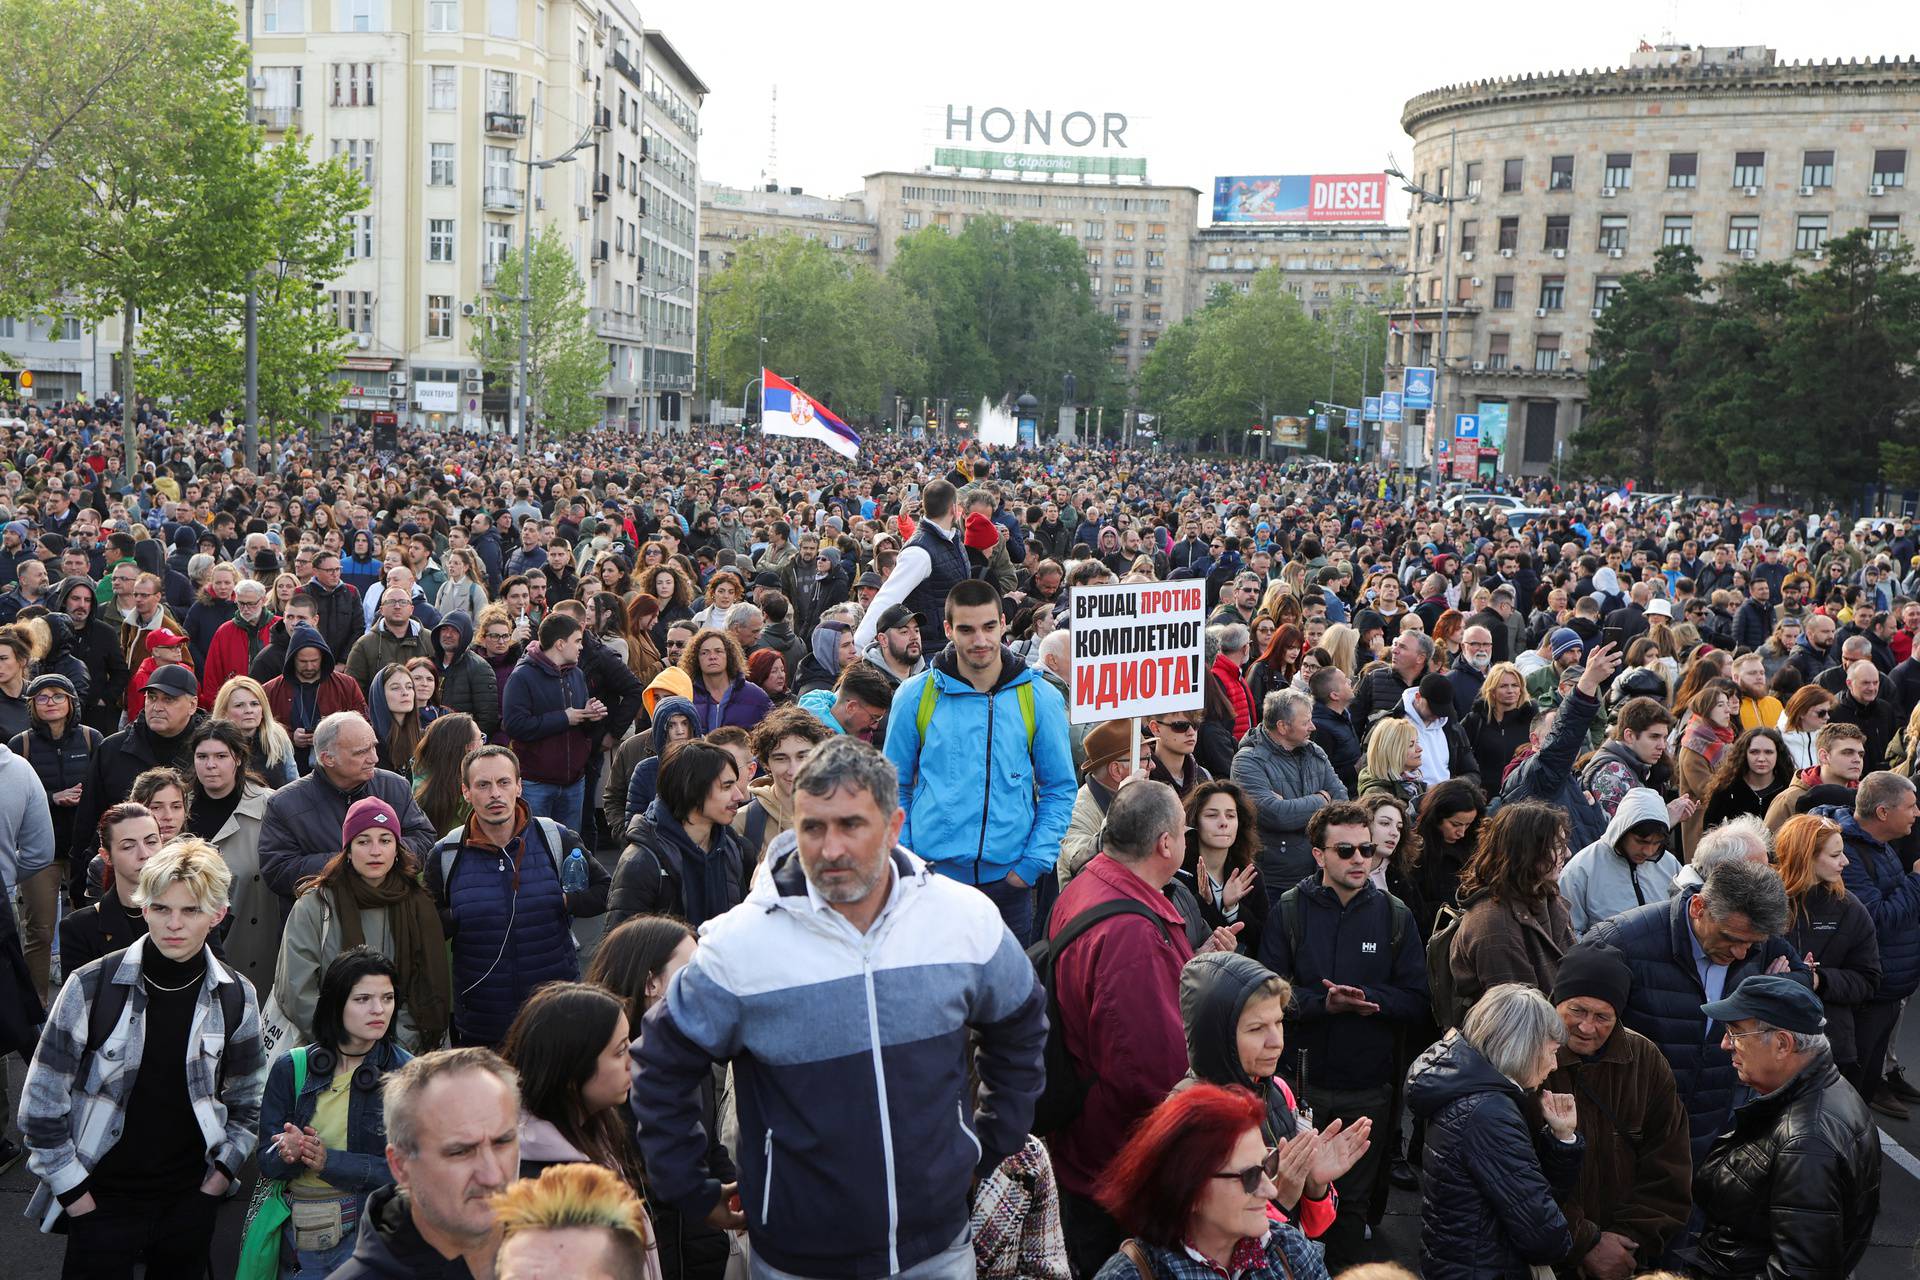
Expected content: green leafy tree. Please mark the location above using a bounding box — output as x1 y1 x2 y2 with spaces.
0 0 258 480
472 223 609 440
887 219 1120 416
1185 270 1323 456
1576 245 1703 481
702 234 929 424
1663 259 1797 495
1774 230 1920 503
135 137 367 429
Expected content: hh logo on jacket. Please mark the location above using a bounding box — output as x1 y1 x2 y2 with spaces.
1361 942 1378 954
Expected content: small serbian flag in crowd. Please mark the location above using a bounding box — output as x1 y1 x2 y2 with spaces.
761 368 860 459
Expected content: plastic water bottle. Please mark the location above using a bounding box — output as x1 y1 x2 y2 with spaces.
562 846 589 894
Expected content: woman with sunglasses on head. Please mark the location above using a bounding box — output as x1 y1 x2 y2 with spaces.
1776 684 1834 772
1091 1083 1334 1280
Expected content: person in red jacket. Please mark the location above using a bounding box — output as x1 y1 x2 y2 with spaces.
1210 622 1255 740
198 578 277 709
1048 778 1217 1278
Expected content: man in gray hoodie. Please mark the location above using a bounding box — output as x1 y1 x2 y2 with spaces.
1231 687 1347 898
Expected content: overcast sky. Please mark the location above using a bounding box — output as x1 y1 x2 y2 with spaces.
663 0 1913 223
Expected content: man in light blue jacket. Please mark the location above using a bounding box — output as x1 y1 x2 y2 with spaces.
883 578 1074 944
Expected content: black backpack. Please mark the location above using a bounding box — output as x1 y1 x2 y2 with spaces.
1025 899 1174 1138
73 947 247 1089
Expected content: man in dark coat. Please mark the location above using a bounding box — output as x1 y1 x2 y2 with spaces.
1584 858 1811 1163
1691 975 1881 1280
53 575 126 735
1540 945 1693 1277
306 551 365 663
1827 660 1898 776
70 664 206 906
258 711 438 908
1828 771 1920 1114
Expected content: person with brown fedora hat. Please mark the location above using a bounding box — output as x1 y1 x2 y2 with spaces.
1060 719 1153 885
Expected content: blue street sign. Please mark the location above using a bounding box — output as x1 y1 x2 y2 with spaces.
1363 396 1382 421
1381 392 1403 422
1403 366 1436 410
1315 414 1329 435
1454 413 1480 439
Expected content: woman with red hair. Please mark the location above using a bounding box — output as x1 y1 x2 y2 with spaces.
1093 1083 1331 1280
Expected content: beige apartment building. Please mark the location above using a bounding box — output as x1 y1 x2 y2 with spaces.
1396 44 1920 476
1188 225 1408 316
242 0 703 435
698 182 878 275
860 171 1202 378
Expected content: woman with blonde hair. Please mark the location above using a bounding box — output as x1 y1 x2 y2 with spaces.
1775 812 1880 1087
1358 717 1427 807
1461 661 1535 785
213 674 299 787
1319 622 1359 678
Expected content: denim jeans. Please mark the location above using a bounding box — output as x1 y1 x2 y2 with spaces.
973 875 1035 947
521 778 585 836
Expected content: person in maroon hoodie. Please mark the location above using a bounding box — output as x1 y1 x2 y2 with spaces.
502 613 605 836
1048 778 1236 1278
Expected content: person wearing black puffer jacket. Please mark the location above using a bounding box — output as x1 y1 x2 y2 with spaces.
1406 982 1585 1280
606 740 748 934
10 673 99 914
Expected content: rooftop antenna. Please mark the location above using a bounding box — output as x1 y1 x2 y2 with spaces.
760 85 779 190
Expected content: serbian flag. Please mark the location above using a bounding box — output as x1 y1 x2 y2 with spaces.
760 368 860 459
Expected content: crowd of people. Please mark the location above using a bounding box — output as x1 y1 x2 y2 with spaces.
0 400 1905 1279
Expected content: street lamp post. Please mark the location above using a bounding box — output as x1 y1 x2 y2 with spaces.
1386 126 1460 499
512 92 599 458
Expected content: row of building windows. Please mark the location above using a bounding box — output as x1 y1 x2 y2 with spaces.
1434 148 1910 198
263 0 529 39
0 317 83 342
1436 211 1901 257
1087 249 1167 268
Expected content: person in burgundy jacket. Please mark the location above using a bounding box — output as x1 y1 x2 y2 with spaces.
1046 778 1200 1279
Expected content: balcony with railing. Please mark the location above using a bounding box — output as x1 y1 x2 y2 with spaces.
483 185 525 213
253 106 300 132
485 110 526 137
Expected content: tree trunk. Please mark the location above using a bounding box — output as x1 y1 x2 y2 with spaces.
120 296 138 489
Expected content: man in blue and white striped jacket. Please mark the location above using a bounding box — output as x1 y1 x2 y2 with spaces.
632 735 1048 1280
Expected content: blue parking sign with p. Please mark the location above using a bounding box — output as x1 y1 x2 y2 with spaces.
1454 413 1479 439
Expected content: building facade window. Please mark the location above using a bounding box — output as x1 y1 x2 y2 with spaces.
1667 153 1698 188
1732 151 1765 188
1534 334 1561 371
1796 214 1829 253
1603 153 1632 188
1661 215 1693 247
1594 278 1622 311
1113 303 1131 322
427 295 452 339
1873 150 1907 187
1503 158 1523 193
1497 217 1519 251
487 0 516 38
1114 250 1134 267
1597 215 1628 251
260 66 302 109
486 70 514 114
1459 218 1477 253
1549 155 1574 190
427 142 455 186
1727 215 1759 252
1465 162 1482 197
1487 332 1509 369
1543 215 1570 250
343 213 373 260
331 139 374 186
1492 275 1514 309
1870 215 1902 249
1146 250 1164 267
427 218 454 262
330 62 374 106
1801 150 1834 188
484 222 512 264
427 0 457 30
1083 221 1103 239
429 66 456 110
1539 276 1565 311
261 0 306 33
